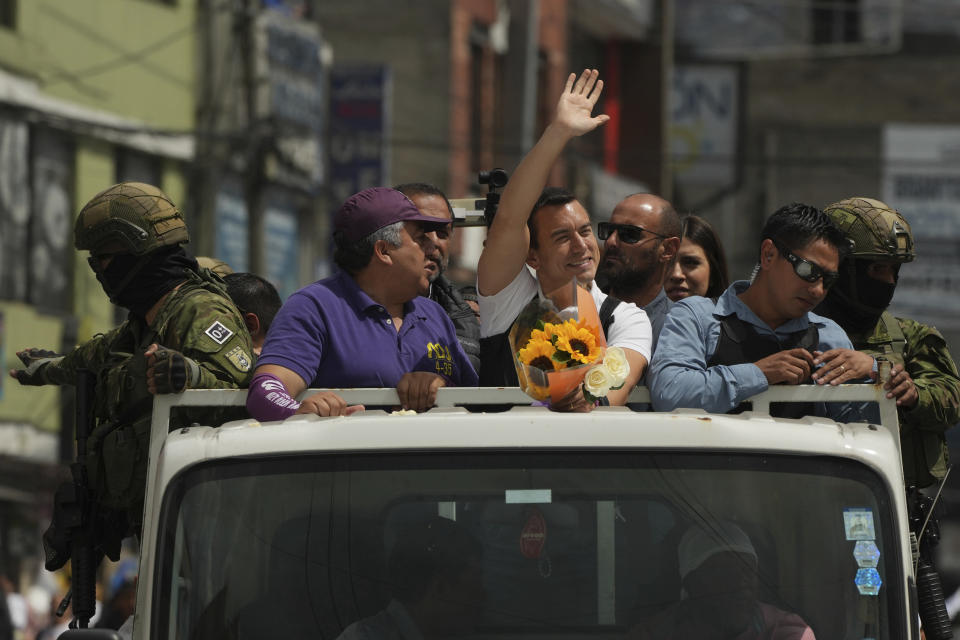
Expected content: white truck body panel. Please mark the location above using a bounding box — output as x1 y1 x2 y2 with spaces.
129 385 912 639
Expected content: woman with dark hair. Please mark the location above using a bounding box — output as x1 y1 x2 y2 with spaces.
665 215 730 301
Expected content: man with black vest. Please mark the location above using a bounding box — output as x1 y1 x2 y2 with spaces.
394 182 482 376
649 203 873 422
476 69 651 409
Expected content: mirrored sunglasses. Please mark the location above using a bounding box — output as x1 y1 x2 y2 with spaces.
772 239 839 289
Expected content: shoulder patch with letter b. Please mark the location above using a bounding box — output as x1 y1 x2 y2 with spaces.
204 321 234 345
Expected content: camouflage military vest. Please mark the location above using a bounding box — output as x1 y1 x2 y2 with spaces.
851 312 947 488
84 318 157 523
85 271 234 525
854 311 907 366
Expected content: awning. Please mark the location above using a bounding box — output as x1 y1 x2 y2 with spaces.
0 67 194 160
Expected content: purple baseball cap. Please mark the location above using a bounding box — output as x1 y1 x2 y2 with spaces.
334 187 451 245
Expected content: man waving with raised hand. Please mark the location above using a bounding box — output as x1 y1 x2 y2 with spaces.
477 69 651 409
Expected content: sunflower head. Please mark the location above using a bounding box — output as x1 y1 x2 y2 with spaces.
518 337 565 371
554 319 603 364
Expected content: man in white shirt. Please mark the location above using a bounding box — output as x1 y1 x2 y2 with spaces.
476 69 651 409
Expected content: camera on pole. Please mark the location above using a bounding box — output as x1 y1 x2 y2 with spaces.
449 168 509 228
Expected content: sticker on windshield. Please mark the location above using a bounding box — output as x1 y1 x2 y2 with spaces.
853 540 881 568
520 507 547 559
843 508 876 541
505 489 552 504
855 567 882 596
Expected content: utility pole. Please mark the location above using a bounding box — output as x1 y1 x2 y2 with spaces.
660 0 674 202
519 0 540 152
240 0 266 276
192 0 218 257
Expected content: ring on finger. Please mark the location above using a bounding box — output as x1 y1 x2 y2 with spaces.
839 364 846 374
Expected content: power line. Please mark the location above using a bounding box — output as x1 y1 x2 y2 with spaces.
44 24 193 84
37 2 191 88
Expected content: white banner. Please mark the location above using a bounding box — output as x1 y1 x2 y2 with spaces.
669 65 738 187
882 123 960 330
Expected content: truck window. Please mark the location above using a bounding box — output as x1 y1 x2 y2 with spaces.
152 451 904 639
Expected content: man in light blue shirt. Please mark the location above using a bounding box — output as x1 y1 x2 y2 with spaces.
649 203 875 423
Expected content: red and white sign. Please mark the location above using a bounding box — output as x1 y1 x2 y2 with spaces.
520 508 547 559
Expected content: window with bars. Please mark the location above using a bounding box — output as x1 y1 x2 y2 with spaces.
812 0 862 44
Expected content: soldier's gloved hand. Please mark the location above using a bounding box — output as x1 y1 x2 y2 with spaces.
9 348 62 386
145 343 201 394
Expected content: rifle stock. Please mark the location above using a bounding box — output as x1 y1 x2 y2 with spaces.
69 369 98 629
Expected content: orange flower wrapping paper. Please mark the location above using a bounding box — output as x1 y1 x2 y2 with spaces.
509 280 607 403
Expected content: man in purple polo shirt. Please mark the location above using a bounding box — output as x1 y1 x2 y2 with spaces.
246 188 479 419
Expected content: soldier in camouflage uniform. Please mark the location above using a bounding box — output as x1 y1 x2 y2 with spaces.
8 182 253 545
815 197 960 489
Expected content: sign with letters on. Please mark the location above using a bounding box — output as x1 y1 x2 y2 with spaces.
328 65 392 206
883 124 960 331
669 65 739 188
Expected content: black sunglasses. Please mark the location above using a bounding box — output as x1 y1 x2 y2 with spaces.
597 222 668 245
771 239 839 289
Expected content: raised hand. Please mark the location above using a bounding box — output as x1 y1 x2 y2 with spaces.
553 69 610 138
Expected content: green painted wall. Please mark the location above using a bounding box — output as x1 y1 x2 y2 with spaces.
0 1 197 435
0 0 197 130
74 138 118 342
0 302 64 433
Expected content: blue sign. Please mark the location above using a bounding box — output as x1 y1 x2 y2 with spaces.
263 189 299 299
257 11 325 192
214 177 249 273
328 65 391 206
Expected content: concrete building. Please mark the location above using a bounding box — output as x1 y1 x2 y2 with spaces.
314 0 661 282
0 0 198 585
670 0 960 353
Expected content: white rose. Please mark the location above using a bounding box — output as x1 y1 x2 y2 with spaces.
584 363 615 397
603 346 630 387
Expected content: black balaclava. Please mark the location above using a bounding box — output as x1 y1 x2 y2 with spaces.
95 245 198 318
854 260 898 311
818 259 897 333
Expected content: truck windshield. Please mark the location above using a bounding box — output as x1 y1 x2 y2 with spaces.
153 451 903 639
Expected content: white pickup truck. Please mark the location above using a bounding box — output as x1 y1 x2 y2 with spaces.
70 384 920 639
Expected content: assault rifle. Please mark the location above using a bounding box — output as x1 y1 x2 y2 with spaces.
909 471 954 640
53 370 127 639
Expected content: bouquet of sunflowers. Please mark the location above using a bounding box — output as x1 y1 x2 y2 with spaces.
509 279 630 405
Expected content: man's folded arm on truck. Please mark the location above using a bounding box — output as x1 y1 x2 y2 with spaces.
649 299 768 413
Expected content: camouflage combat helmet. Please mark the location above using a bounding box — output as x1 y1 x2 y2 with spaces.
74 182 189 255
822 197 915 263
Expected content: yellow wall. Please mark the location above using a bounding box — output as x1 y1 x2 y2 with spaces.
0 303 64 433
74 138 118 342
162 159 187 209
0 0 197 130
